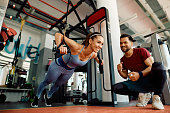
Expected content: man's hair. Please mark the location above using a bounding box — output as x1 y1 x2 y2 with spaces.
120 34 136 42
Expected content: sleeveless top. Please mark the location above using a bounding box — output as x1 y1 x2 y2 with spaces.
57 46 93 69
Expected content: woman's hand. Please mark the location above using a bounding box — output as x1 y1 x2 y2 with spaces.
59 45 68 54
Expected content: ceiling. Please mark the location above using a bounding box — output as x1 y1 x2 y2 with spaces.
117 0 170 44
1 0 170 69
5 0 170 43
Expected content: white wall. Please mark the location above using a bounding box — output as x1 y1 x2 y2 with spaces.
4 18 42 51
0 18 43 85
97 0 129 102
0 66 9 85
0 0 9 32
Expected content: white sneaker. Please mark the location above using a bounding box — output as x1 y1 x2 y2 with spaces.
136 93 151 107
152 95 164 110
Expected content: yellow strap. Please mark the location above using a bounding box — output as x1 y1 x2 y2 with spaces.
20 19 25 31
10 66 15 75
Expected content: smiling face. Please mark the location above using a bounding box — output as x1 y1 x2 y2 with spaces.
120 37 133 53
89 36 104 53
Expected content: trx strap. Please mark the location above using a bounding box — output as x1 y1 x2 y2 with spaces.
54 0 71 65
12 8 35 66
12 19 25 66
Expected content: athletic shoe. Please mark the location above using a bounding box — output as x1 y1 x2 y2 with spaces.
44 94 52 107
31 96 39 107
136 93 151 107
152 95 164 110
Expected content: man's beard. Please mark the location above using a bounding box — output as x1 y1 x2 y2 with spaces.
121 47 131 53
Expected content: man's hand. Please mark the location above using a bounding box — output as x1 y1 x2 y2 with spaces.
117 62 123 72
128 72 140 81
59 45 68 54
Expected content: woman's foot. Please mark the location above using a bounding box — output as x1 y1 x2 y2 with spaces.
31 96 39 107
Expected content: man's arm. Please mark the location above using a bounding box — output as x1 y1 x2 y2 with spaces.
129 56 154 81
141 56 154 76
117 62 128 79
118 69 128 79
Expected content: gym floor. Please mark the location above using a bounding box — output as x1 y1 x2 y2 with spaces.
0 101 170 113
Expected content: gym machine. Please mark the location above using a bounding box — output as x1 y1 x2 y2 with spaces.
141 32 170 105
86 7 116 106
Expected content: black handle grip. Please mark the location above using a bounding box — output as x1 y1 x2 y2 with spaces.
97 54 103 74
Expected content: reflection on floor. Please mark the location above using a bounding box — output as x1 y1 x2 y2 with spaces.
0 102 75 110
0 101 170 113
0 104 170 113
0 100 139 110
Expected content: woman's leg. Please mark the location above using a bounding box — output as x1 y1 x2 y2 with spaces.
36 62 62 98
47 69 74 98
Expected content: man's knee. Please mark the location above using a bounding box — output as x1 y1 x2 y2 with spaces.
151 62 167 79
152 62 165 71
112 83 125 93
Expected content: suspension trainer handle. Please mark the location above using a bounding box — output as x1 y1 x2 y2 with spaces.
97 53 103 74
55 35 71 53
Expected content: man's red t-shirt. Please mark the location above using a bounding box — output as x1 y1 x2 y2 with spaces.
121 48 151 72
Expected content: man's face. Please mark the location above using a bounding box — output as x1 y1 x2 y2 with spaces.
120 37 133 53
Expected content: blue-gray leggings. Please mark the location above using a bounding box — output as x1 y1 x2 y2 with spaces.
36 61 75 98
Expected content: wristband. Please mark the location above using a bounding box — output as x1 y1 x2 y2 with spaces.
138 71 143 78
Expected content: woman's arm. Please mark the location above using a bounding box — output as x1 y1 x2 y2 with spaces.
55 33 80 54
92 53 103 65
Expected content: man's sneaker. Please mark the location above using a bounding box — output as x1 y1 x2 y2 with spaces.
44 94 52 107
31 96 39 107
152 95 164 110
136 93 151 107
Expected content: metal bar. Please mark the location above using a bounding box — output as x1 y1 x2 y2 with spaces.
94 60 97 98
66 17 88 35
8 4 53 25
99 19 111 91
0 62 8 65
49 0 85 31
85 0 97 11
22 9 53 25
144 29 170 38
23 18 50 30
61 0 78 7
12 15 49 30
69 1 88 35
0 59 11 63
27 1 60 20
10 0 59 21
16 0 28 18
38 0 66 14
105 8 116 106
